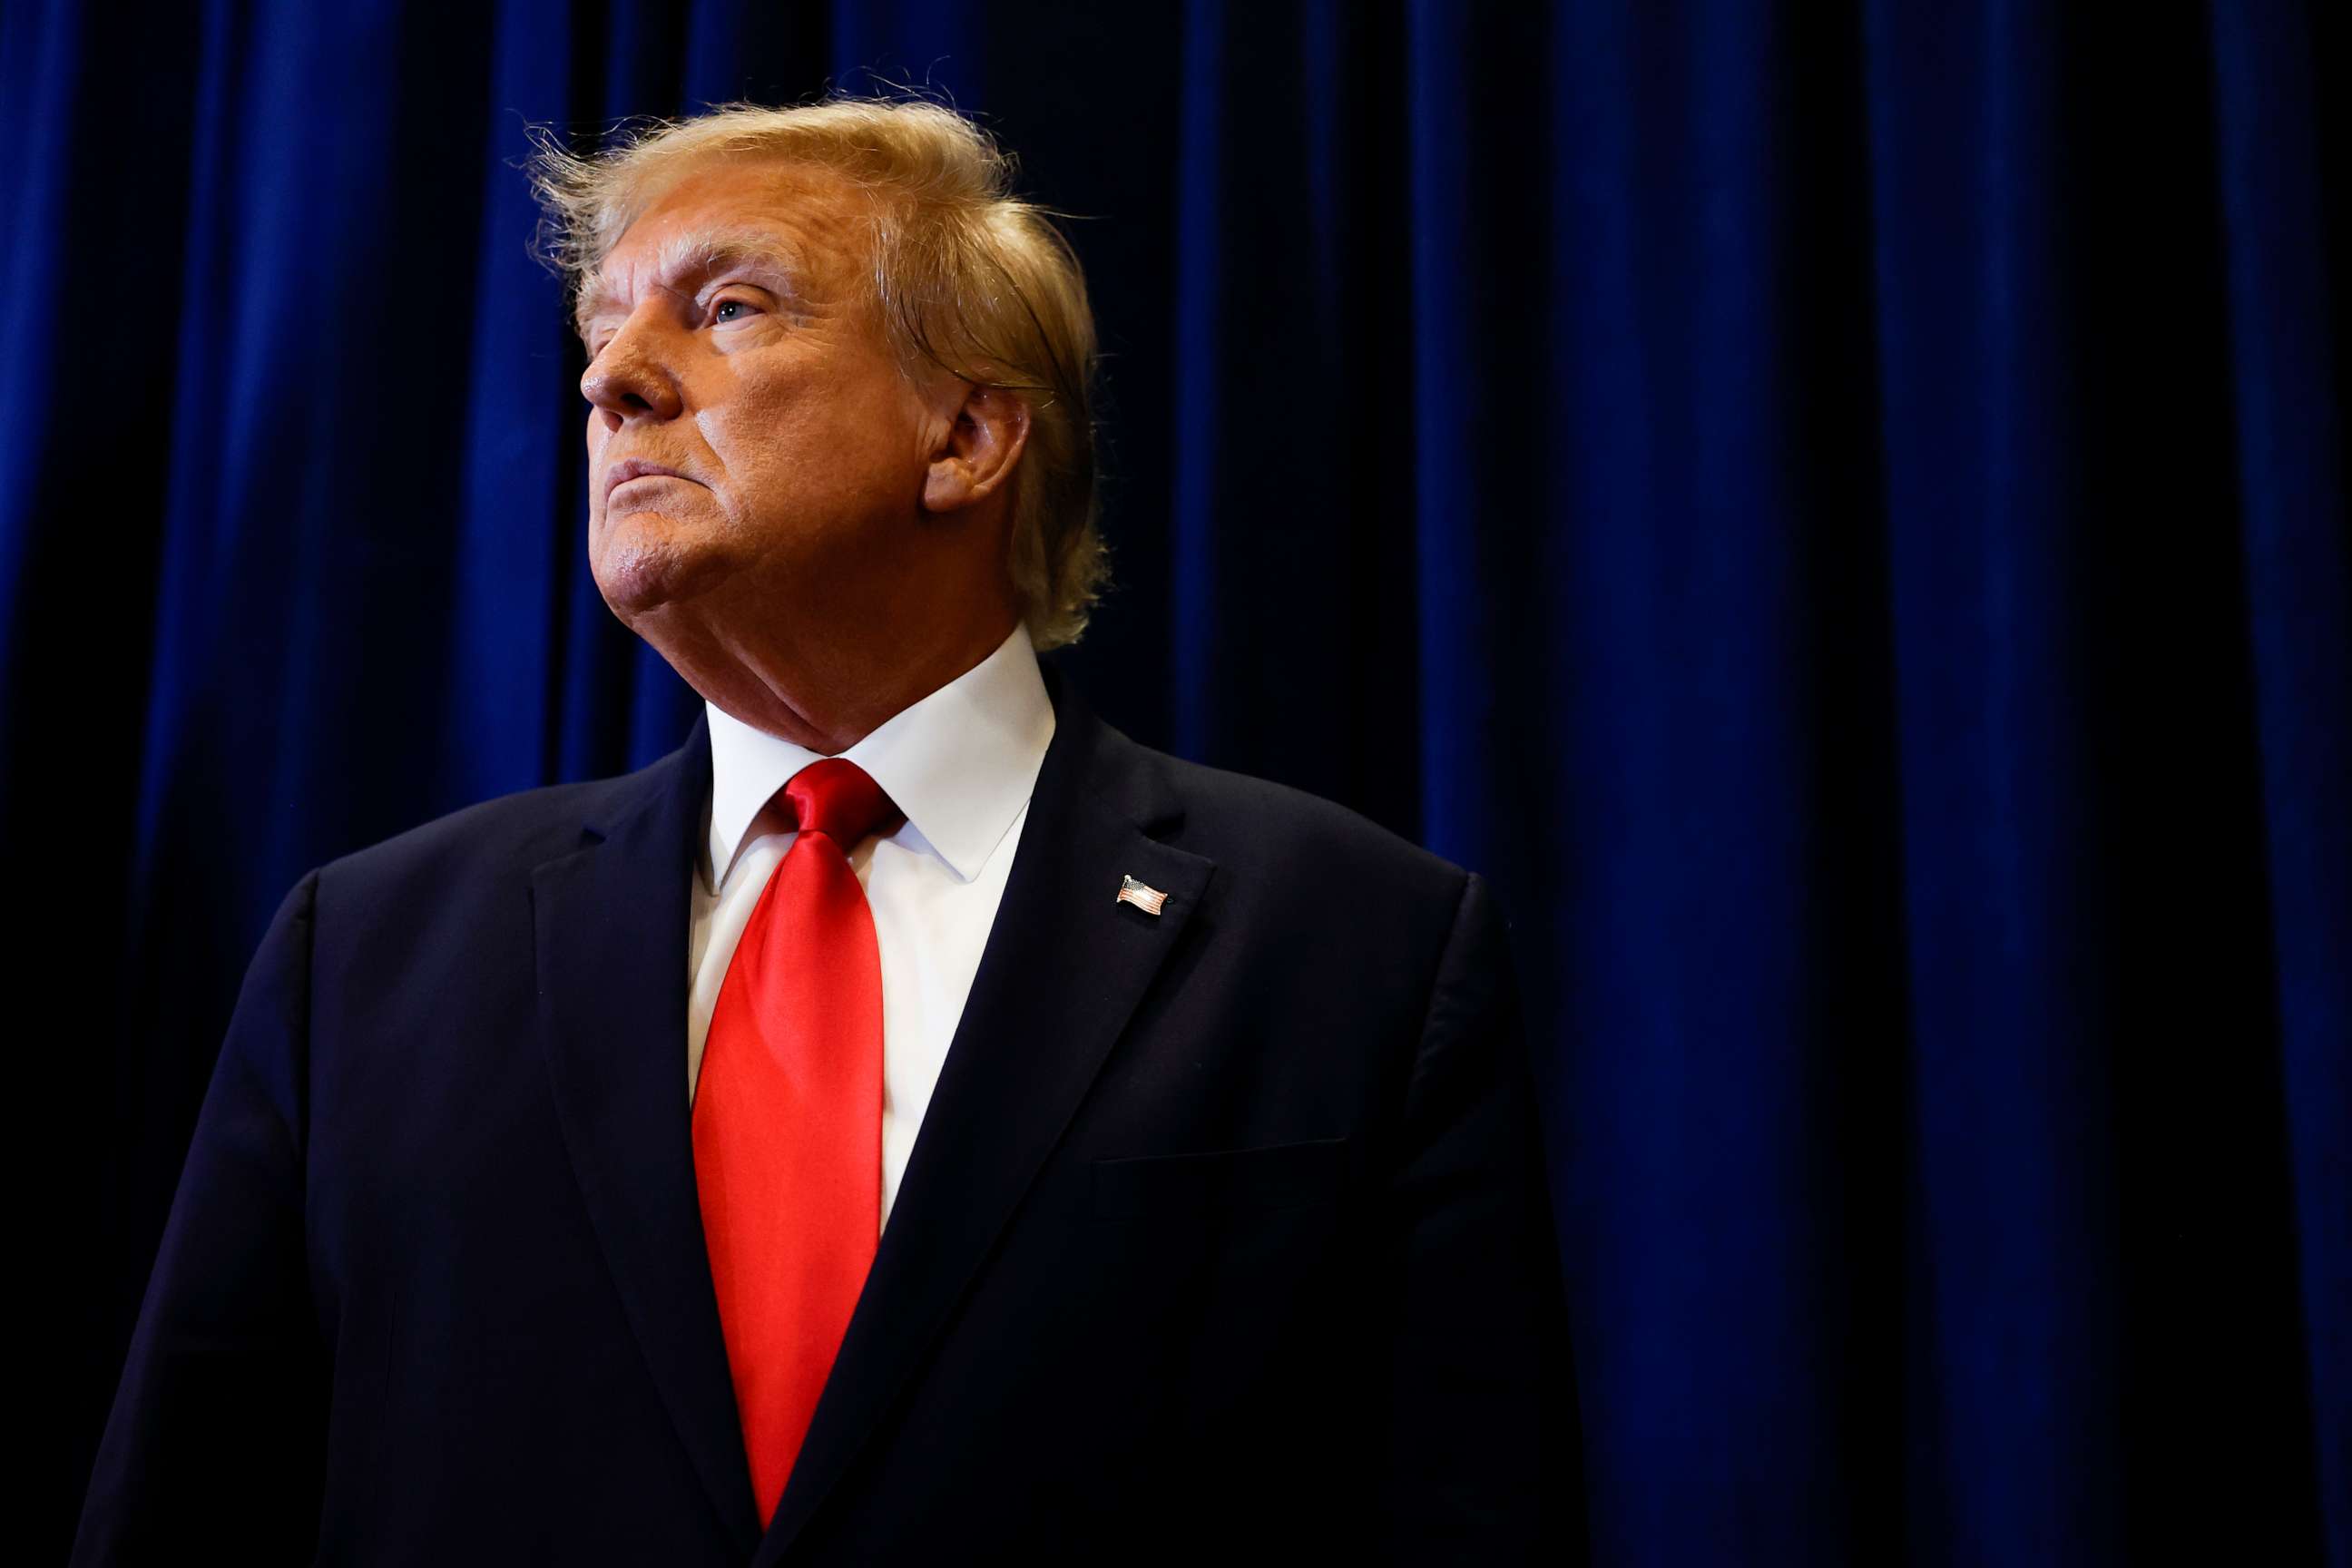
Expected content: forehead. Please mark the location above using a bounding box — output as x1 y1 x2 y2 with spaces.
574 160 869 329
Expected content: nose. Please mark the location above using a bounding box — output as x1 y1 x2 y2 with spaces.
581 308 685 425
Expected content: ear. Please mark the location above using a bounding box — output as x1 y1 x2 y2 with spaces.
921 384 1032 516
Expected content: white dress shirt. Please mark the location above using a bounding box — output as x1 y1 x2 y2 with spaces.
685 624 1055 1233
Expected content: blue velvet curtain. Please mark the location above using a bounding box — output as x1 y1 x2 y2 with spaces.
5 1 2344 1562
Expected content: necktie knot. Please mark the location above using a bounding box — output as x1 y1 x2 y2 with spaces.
783 757 898 847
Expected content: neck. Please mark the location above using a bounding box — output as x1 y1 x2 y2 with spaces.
647 599 1023 756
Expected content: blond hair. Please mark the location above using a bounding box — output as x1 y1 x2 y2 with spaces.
528 97 1106 649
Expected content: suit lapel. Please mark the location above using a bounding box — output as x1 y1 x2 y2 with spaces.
755 673 1215 1564
532 720 764 1557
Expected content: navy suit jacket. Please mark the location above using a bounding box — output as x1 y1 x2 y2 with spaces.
74 669 1583 1564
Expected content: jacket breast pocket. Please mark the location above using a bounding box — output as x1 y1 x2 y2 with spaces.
1089 1137 1348 1220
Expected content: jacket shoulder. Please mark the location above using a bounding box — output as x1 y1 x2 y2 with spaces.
316 751 683 902
1123 736 1472 913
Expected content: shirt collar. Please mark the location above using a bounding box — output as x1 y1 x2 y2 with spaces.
703 623 1055 890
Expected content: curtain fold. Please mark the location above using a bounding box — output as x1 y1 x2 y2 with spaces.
6 2 2341 1563
2210 3 2352 1560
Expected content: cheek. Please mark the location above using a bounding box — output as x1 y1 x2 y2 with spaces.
700 383 852 494
692 353 930 520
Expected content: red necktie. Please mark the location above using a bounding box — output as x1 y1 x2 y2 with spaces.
693 758 899 1526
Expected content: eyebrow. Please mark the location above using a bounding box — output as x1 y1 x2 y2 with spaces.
573 227 807 342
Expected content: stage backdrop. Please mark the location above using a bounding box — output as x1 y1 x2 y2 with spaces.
5 1 2345 1563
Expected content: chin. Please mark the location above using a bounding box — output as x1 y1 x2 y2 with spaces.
590 516 736 621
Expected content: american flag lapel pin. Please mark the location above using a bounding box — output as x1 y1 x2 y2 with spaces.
1116 874 1168 916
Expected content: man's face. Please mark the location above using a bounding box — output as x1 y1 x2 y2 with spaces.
576 160 941 623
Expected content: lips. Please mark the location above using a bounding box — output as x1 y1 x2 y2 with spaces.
603 458 694 506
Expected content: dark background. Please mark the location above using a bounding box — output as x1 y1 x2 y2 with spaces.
5 1 2346 1563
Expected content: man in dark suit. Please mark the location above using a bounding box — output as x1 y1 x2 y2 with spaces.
74 99 1581 1564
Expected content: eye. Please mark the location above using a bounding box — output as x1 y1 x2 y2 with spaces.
711 299 758 325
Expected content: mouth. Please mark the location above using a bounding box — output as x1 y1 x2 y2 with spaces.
603 459 693 506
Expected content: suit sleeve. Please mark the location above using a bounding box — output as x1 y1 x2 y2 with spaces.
1373 870 1588 1563
73 872 331 1565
